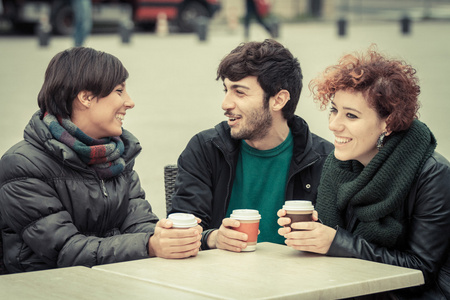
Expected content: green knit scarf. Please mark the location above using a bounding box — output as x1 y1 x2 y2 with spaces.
316 120 436 248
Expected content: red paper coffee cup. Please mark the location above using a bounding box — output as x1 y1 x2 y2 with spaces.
230 209 261 252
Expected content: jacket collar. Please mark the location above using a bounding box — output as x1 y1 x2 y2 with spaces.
212 115 321 166
288 115 319 166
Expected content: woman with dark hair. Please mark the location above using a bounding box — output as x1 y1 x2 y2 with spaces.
0 47 202 274
278 46 450 299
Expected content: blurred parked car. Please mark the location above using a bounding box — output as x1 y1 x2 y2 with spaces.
0 0 221 34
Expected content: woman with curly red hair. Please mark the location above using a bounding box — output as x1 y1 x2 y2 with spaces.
278 46 450 299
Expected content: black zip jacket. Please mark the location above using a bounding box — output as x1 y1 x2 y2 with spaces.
0 111 159 273
328 152 450 299
170 116 333 249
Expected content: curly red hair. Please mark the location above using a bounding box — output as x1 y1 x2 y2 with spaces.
309 45 420 132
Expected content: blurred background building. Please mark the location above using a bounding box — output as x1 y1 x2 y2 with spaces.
1 0 450 36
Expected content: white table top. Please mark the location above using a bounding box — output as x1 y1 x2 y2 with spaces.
0 266 212 300
93 242 424 300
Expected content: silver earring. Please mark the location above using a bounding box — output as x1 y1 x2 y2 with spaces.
376 132 387 150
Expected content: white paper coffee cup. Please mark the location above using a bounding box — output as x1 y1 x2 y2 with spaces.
282 200 314 211
230 209 261 221
168 213 198 228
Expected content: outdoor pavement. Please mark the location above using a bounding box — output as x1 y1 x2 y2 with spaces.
1 18 449 219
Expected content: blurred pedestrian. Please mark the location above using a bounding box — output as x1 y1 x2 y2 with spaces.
244 0 273 40
308 0 322 18
71 0 92 46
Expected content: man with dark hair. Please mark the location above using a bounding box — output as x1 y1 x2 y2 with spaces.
170 39 333 252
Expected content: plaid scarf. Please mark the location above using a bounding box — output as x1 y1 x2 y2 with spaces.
43 112 125 179
316 120 436 248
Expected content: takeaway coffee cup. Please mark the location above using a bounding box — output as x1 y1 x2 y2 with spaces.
167 213 198 228
283 200 314 231
229 209 261 252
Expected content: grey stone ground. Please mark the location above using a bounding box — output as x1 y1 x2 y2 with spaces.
1 19 449 219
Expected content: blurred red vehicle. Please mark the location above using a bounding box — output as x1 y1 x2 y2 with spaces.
0 0 221 34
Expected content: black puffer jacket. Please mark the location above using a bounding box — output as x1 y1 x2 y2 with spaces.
0 111 159 273
328 152 450 299
170 116 333 247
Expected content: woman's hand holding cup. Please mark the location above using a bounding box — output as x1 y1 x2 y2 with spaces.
277 202 336 254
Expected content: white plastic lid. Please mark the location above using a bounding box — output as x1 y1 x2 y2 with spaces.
283 200 314 211
230 209 261 221
168 213 198 228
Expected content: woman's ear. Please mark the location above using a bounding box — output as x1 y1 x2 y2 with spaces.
272 89 290 112
75 91 93 109
383 115 393 136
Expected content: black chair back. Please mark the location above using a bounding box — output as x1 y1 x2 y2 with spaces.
164 164 178 216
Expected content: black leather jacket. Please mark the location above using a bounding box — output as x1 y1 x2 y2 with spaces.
170 116 333 248
327 152 450 299
0 112 159 273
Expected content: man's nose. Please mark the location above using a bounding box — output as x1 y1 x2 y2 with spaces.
221 93 235 111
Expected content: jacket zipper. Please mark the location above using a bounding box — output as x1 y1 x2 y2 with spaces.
99 149 141 225
100 180 108 197
212 140 234 214
46 138 142 232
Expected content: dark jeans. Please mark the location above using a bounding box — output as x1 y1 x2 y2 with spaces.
71 0 92 46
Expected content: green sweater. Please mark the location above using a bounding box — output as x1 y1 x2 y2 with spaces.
226 131 293 244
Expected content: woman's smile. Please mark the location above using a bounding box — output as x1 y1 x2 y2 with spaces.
334 136 352 145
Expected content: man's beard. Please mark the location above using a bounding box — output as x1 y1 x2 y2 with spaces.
231 105 273 141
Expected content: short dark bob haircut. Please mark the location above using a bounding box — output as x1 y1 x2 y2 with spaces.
309 45 420 133
216 39 303 121
38 47 129 118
